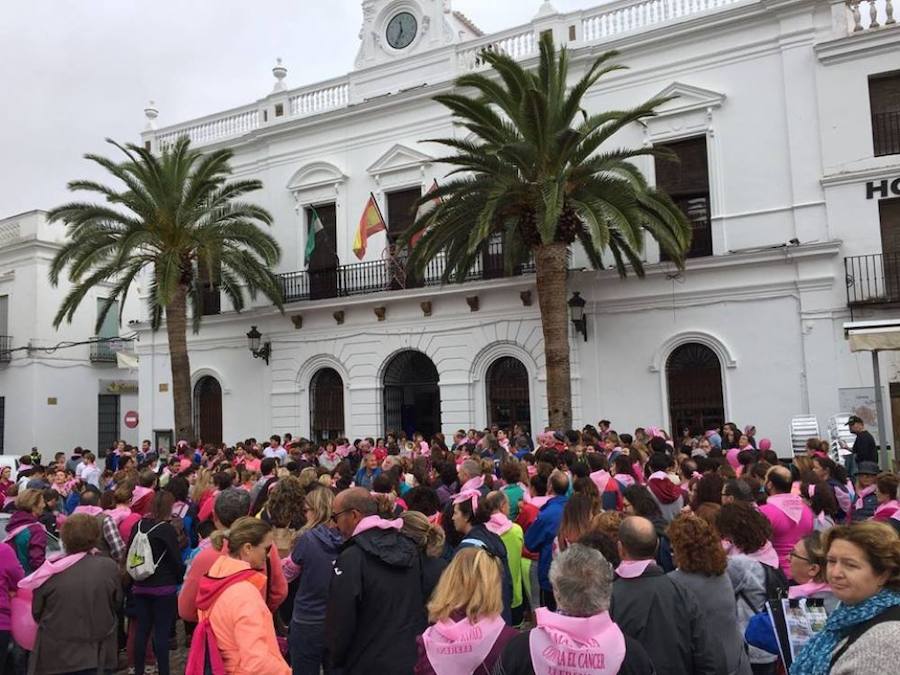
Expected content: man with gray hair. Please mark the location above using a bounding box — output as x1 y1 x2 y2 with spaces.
495 544 654 674
457 458 489 497
610 516 724 675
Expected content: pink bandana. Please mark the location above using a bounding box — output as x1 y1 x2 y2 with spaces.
485 513 513 536
453 489 481 509
459 475 484 494
526 494 552 509
351 515 403 538
788 581 831 600
528 608 626 675
615 474 635 489
874 500 900 520
105 505 132 526
589 470 611 493
422 615 506 675
72 505 104 518
131 485 153 506
766 493 807 525
725 540 780 568
854 485 877 510
647 471 668 482
19 551 90 591
615 559 653 579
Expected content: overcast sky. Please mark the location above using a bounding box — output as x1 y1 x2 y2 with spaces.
0 0 605 217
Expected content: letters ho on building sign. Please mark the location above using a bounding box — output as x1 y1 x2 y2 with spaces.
866 178 900 200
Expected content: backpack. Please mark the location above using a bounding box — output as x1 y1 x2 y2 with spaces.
739 562 789 614
126 521 166 581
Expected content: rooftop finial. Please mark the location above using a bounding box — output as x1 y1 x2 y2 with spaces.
535 1 558 19
144 100 159 130
272 57 288 93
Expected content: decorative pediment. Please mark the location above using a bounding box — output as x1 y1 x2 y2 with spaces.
651 82 726 118
286 161 347 192
367 143 434 176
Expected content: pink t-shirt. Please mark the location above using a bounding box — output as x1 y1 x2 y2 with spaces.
759 494 814 577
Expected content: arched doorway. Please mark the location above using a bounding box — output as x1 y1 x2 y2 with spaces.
310 368 344 442
193 376 222 445
666 343 725 438
487 356 531 432
383 350 441 438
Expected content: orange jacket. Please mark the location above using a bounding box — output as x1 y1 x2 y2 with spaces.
198 556 290 675
178 540 287 623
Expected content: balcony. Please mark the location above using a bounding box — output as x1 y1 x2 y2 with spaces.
0 336 10 363
90 338 132 363
845 253 900 314
279 244 534 304
846 1 897 34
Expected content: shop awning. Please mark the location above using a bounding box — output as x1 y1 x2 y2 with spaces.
844 319 900 352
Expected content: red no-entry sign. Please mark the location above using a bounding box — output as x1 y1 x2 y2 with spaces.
124 410 139 429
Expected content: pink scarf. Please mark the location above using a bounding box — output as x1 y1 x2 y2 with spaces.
453 475 484 509
725 540 780 568
72 505 103 517
647 471 668 482
525 494 552 509
485 513 513 536
874 500 900 520
528 608 626 674
105 505 132 526
589 470 611 493
459 475 484 494
421 615 506 675
615 559 653 579
351 515 403 538
615 474 635 489
19 551 89 591
131 485 153 506
766 493 807 524
854 485 877 510
788 581 831 600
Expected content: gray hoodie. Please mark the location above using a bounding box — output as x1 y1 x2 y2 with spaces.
726 554 777 665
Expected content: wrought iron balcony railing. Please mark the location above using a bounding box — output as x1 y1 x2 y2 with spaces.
90 338 132 363
0 335 10 363
845 253 900 309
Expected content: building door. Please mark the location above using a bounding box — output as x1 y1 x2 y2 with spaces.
666 343 725 438
308 203 338 300
487 357 531 431
879 198 900 301
387 188 422 289
310 368 345 442
98 394 120 455
383 350 441 438
193 376 223 445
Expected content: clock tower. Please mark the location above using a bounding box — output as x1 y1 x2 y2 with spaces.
354 0 483 69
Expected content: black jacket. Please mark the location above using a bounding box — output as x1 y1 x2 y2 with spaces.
325 527 426 675
610 564 725 675
494 630 656 675
128 518 185 588
852 430 878 464
458 524 513 624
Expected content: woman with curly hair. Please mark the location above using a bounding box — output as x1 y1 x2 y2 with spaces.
668 514 751 675
717 502 780 674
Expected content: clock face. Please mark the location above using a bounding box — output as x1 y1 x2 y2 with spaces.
386 12 417 50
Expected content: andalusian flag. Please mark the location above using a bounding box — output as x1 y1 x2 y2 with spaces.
412 179 442 248
304 207 325 265
353 193 387 260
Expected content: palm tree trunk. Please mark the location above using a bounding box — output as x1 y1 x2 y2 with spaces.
166 285 194 441
534 242 572 430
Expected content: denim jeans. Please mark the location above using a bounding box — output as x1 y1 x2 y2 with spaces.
133 593 178 675
290 621 330 675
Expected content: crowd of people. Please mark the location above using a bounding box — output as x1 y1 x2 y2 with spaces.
0 415 898 675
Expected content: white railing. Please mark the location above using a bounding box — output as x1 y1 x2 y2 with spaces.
289 81 350 116
582 0 741 42
0 220 20 247
846 0 896 33
154 76 351 149
457 28 537 71
157 105 260 150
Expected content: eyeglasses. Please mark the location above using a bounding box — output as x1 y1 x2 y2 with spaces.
789 550 810 563
330 508 354 521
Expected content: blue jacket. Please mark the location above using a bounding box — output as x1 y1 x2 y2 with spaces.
354 467 381 490
524 494 568 591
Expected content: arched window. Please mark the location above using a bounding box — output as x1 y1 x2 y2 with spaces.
310 368 344 442
193 376 222 445
383 350 441 438
486 356 531 432
666 343 724 438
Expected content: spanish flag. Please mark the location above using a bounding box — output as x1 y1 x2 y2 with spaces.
353 193 387 260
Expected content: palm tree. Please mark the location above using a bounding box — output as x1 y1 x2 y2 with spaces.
403 34 691 429
48 137 282 441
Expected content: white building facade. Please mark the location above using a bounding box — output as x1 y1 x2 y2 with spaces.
0 211 142 455
132 0 900 456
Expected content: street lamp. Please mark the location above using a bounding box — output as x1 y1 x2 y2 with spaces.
568 292 587 342
246 325 271 365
